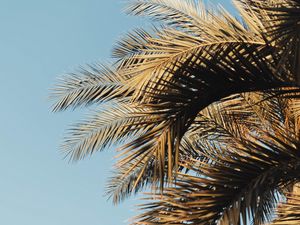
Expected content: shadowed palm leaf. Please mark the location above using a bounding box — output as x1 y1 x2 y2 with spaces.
134 127 300 225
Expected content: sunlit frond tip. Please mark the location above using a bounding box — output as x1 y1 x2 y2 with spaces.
51 63 126 112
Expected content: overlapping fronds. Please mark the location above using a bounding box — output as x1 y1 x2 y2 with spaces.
236 0 300 83
106 134 200 204
116 1 275 102
180 88 300 159
245 0 300 43
51 0 300 224
271 187 300 225
133 131 300 225
108 0 300 188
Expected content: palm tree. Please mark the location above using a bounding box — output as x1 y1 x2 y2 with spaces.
51 0 300 224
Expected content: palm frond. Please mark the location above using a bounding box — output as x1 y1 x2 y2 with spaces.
61 100 155 161
111 90 284 199
271 186 300 225
117 1 281 102
133 131 300 225
238 0 300 84
106 134 200 204
51 64 127 111
106 158 155 204
124 0 205 32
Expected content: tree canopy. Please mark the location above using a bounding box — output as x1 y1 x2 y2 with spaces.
52 0 300 224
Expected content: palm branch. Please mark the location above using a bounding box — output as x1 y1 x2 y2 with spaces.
51 64 128 111
133 129 300 225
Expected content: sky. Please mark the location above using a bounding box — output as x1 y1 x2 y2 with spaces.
0 1 233 225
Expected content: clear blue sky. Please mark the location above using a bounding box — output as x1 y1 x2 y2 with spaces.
0 1 233 224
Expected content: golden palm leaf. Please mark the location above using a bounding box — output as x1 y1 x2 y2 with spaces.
133 130 300 225
271 186 300 225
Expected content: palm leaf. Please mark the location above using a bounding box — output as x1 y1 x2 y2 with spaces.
51 64 127 111
133 131 300 225
106 134 200 204
238 0 300 84
124 0 205 32
106 157 155 204
61 100 156 161
271 186 300 225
